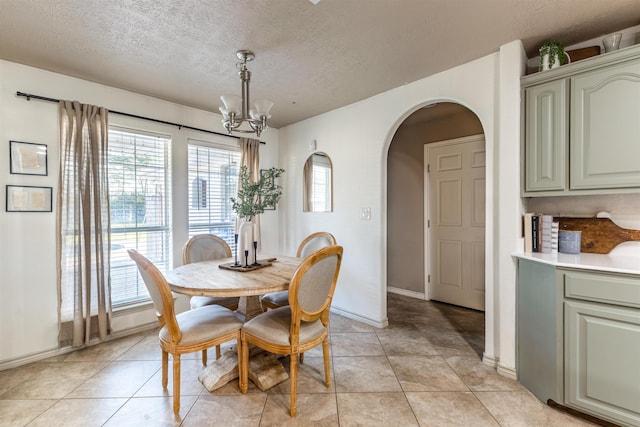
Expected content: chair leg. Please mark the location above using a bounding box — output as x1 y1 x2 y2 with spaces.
173 354 181 414
290 352 298 417
239 333 249 393
237 337 245 392
161 350 168 388
300 352 304 364
202 349 207 366
323 338 331 387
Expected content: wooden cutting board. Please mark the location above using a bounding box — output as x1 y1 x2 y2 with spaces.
555 217 640 254
565 46 601 62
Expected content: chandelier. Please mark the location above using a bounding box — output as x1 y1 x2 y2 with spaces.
219 50 273 137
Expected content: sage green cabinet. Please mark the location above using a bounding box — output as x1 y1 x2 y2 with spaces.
521 44 640 196
517 258 640 426
524 80 567 192
570 60 640 190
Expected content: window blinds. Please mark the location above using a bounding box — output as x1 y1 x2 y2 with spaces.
108 128 172 306
187 140 240 252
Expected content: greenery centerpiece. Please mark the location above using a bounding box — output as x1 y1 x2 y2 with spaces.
231 166 285 220
231 165 284 266
539 40 566 71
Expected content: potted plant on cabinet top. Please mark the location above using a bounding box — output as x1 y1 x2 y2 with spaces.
539 40 568 71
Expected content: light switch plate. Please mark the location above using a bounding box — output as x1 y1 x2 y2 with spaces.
360 207 371 220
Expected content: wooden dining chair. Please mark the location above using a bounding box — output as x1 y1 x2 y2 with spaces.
182 234 239 310
240 245 343 416
260 231 336 310
128 249 244 414
183 234 240 360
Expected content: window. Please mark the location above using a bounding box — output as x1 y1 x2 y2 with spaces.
187 140 240 252
108 127 172 307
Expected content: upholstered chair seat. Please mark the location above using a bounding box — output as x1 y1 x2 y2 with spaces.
190 296 240 310
242 306 326 346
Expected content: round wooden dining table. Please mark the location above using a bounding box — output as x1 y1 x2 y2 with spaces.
164 255 301 321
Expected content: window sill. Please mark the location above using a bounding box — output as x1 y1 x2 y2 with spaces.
112 299 154 317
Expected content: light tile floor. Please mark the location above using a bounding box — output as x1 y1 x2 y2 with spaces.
0 293 598 426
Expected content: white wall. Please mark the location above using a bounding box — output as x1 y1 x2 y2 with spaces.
0 60 280 366
1 39 527 375
278 41 526 375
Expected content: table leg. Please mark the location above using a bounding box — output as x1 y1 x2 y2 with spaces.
236 295 264 321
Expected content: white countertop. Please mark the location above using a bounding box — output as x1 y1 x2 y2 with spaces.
514 252 640 276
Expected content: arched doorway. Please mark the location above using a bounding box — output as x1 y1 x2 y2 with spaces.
386 102 485 350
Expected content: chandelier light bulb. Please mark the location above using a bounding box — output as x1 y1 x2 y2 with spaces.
220 95 242 115
253 99 274 117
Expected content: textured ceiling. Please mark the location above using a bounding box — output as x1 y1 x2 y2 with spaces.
1 0 639 129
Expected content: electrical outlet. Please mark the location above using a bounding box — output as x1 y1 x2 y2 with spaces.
360 207 371 220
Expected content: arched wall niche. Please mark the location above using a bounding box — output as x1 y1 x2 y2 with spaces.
303 152 333 213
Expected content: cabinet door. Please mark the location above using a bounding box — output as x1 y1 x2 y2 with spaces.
565 300 640 426
524 79 568 192
571 60 640 189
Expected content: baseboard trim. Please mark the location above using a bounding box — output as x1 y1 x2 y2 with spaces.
0 346 69 371
387 286 427 300
330 306 388 328
482 354 498 368
496 363 517 380
0 322 157 372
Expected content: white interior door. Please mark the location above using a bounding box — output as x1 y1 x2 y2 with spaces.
425 135 485 311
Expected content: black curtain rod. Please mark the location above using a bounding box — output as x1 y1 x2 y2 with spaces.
16 91 265 144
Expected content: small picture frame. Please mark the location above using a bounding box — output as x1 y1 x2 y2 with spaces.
10 141 48 175
6 185 53 212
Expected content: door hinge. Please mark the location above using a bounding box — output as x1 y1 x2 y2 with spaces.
427 164 430 173
427 219 430 227
428 274 431 283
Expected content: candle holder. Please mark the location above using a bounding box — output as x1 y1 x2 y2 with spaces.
244 250 249 268
252 241 259 266
233 233 240 266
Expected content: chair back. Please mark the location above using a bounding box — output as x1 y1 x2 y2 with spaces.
182 234 232 264
289 245 343 326
127 249 181 342
296 232 336 259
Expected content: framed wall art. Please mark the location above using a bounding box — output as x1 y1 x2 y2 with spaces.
260 169 276 210
6 185 53 212
10 140 48 175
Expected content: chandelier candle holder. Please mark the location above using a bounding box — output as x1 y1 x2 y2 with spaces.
233 233 240 267
219 50 273 137
252 241 259 266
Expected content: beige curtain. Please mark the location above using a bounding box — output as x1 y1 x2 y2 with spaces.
238 137 261 246
57 100 111 348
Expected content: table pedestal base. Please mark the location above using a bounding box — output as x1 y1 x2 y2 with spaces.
247 353 289 391
198 351 239 391
198 345 289 392
236 295 265 322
